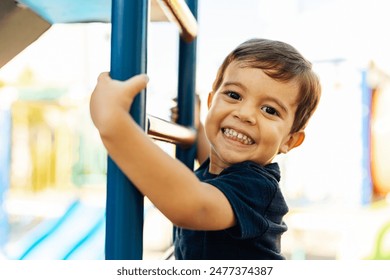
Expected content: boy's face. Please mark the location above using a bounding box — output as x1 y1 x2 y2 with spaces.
205 61 304 174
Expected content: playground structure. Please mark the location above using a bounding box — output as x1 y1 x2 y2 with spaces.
1 0 390 260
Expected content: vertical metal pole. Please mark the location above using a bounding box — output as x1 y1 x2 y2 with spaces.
175 0 198 170
174 0 198 243
106 0 148 260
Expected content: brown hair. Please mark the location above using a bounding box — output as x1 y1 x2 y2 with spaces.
212 38 321 133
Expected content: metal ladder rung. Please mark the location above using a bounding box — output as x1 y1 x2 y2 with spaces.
147 115 196 146
156 0 198 42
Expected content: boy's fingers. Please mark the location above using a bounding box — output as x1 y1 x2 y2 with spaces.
97 72 110 82
123 74 149 98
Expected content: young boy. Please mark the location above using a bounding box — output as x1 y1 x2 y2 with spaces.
90 38 321 260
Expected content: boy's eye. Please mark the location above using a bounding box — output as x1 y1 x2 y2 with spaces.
226 91 241 100
261 106 279 116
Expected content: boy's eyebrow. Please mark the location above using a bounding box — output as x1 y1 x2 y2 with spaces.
222 81 289 114
222 81 247 90
264 96 289 114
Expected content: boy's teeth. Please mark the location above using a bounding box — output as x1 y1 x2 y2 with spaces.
223 128 254 145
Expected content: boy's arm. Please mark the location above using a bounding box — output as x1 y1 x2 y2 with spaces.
90 73 235 230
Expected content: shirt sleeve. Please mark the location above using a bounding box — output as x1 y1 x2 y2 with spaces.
204 162 279 239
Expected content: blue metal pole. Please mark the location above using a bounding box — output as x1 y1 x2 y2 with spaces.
106 0 148 260
175 0 198 170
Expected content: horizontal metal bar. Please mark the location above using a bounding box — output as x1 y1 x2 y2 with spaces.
147 115 196 146
157 0 198 42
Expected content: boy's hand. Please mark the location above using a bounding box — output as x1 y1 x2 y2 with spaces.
170 94 209 164
170 94 201 129
90 72 149 134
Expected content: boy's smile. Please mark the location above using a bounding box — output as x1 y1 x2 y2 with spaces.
222 127 254 145
205 61 304 174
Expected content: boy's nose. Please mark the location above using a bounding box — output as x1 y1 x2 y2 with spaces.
234 104 257 125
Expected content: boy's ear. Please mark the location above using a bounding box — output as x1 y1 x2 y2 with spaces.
207 92 215 109
280 131 305 154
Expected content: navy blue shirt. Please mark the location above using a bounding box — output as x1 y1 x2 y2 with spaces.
174 159 289 260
